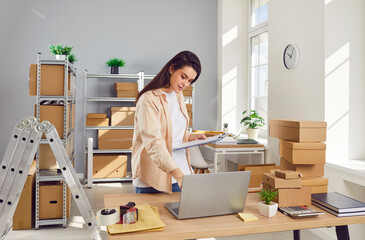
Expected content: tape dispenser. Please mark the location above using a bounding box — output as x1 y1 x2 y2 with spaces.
120 202 138 225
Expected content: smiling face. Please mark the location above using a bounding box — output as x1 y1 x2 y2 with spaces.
165 65 197 93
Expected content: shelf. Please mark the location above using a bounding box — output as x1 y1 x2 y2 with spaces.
91 176 132 183
37 96 76 101
38 169 64 182
40 59 76 75
93 149 132 154
86 73 140 79
86 126 134 130
38 219 65 226
86 97 135 102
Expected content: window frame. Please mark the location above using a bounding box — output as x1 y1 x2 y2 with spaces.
248 0 269 138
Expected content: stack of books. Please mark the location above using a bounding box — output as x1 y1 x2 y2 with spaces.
312 192 365 217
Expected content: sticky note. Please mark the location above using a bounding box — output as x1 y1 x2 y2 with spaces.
237 213 258 222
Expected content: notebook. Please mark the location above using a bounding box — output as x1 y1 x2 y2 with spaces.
312 192 365 213
165 171 251 219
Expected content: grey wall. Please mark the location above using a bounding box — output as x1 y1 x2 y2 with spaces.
0 0 218 173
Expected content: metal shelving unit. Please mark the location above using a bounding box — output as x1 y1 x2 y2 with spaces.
34 53 76 229
83 71 154 186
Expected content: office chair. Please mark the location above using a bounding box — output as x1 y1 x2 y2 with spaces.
189 146 215 174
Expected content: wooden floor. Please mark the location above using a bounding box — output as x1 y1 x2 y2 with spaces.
6 182 325 240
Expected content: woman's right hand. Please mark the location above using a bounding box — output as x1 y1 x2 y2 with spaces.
170 168 184 189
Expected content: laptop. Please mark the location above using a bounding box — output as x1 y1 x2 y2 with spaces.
165 171 251 219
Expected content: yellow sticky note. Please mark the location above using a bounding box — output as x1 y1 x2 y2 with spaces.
237 213 258 222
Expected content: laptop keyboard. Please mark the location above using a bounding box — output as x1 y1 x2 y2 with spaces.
171 207 179 215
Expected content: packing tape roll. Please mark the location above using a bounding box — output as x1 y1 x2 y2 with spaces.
96 208 120 226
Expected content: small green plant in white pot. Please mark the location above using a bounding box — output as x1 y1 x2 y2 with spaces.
258 188 278 217
223 123 228 133
49 44 73 60
240 110 264 140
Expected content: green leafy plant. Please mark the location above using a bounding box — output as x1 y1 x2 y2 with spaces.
240 110 265 129
223 123 228 128
68 54 77 64
106 58 126 67
49 44 73 55
259 188 278 205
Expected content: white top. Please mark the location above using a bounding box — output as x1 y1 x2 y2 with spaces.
133 91 192 188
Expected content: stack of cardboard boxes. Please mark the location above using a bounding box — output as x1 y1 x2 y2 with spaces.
186 103 193 127
269 119 328 206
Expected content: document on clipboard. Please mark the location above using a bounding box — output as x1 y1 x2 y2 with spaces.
172 133 228 151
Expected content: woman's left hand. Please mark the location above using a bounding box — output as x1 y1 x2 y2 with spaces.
188 133 207 142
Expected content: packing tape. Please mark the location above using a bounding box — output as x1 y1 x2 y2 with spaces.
96 208 120 226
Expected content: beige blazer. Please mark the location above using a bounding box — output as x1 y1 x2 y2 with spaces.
132 88 192 193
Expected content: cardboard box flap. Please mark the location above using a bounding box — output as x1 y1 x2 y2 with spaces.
111 106 136 112
301 177 328 187
274 170 302 179
280 139 326 150
269 119 327 128
87 113 107 119
28 160 36 176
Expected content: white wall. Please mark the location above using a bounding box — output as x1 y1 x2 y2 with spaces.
0 0 218 173
218 0 248 134
325 0 365 163
267 0 325 164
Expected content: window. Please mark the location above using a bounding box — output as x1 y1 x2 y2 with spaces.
249 0 268 136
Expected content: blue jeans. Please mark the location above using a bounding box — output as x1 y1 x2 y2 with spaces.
135 183 181 193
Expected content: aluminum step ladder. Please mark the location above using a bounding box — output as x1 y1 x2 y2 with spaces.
0 117 101 240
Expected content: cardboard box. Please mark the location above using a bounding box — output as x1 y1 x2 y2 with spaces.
86 118 109 126
71 103 75 130
35 105 70 139
279 140 326 164
29 64 72 96
87 113 107 119
39 182 71 219
114 82 138 91
264 184 311 207
275 170 302 179
301 177 328 187
98 129 134 149
13 161 36 230
188 111 193 119
117 90 139 98
308 185 328 194
186 104 192 111
262 173 301 189
280 157 324 177
238 164 280 188
183 86 193 97
269 119 327 142
93 154 127 178
39 144 58 170
111 107 135 126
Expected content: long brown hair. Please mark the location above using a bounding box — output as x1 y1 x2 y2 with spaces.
136 50 201 103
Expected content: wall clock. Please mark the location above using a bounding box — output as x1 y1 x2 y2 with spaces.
283 44 300 70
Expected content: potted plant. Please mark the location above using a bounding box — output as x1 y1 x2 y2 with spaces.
223 123 228 133
258 188 278 217
240 110 264 140
68 54 77 64
49 44 73 60
106 58 126 74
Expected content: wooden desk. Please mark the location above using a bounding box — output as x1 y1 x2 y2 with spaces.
202 143 265 173
104 193 365 240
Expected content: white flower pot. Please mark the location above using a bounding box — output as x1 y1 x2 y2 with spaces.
258 201 278 217
55 55 66 60
246 128 259 140
223 127 228 133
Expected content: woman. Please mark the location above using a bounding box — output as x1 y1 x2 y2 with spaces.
132 51 206 193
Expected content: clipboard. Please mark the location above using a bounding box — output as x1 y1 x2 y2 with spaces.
172 133 228 151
